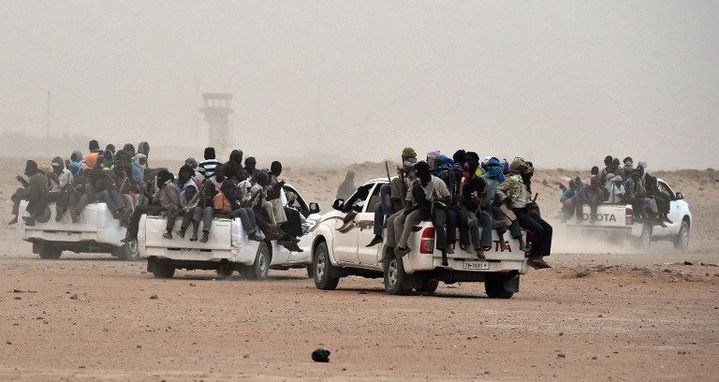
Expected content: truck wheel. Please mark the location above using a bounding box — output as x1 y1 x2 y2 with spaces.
384 256 412 295
485 274 515 299
36 242 62 260
245 242 270 280
673 220 690 250
416 279 439 294
313 242 339 290
152 260 175 279
114 239 139 261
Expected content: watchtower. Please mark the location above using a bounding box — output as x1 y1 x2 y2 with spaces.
200 93 233 154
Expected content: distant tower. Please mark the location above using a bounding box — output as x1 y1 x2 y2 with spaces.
200 93 233 154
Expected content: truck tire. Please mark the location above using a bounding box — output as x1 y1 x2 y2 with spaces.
152 259 175 279
484 275 514 299
416 279 439 294
673 220 690 250
36 242 62 260
313 242 339 290
114 239 139 261
245 242 270 280
384 256 412 295
306 264 315 279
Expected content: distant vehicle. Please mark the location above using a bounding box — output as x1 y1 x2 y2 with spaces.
17 201 138 261
140 184 321 279
565 179 691 249
308 179 530 298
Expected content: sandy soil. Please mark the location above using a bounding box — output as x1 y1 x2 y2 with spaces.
1 157 718 381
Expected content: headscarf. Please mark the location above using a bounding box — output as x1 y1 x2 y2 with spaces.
426 150 441 170
485 157 505 182
401 147 417 161
414 161 431 185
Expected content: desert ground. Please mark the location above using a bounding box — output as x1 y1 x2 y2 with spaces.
1 157 718 381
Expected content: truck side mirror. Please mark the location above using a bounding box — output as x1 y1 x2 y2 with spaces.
309 202 321 214
675 192 684 200
332 199 345 211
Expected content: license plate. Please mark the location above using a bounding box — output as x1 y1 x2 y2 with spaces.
462 261 490 271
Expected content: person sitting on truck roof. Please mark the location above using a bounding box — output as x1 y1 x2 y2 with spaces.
612 158 624 179
460 154 494 259
198 147 220 180
47 156 74 222
496 158 552 269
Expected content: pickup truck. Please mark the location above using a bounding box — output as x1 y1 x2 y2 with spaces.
308 179 530 298
141 184 321 279
565 178 691 249
17 200 139 260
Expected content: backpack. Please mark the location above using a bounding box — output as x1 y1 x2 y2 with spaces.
213 192 232 214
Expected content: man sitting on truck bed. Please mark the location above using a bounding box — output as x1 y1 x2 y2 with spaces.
497 158 552 269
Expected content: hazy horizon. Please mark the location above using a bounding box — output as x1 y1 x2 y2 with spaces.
1 1 718 170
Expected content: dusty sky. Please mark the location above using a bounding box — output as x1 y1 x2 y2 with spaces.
1 1 717 169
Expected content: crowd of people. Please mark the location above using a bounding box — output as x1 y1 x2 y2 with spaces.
10 140 305 252
559 155 673 226
360 147 552 270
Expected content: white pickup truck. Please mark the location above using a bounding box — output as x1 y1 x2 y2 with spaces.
140 184 321 279
308 179 530 298
17 201 139 260
566 178 691 249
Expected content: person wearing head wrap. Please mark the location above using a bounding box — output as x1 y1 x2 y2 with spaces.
129 154 147 184
496 158 552 269
426 150 441 171
393 161 453 263
401 147 417 162
460 155 494 259
483 157 515 249
560 178 583 222
46 156 75 222
606 174 625 204
368 148 421 248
